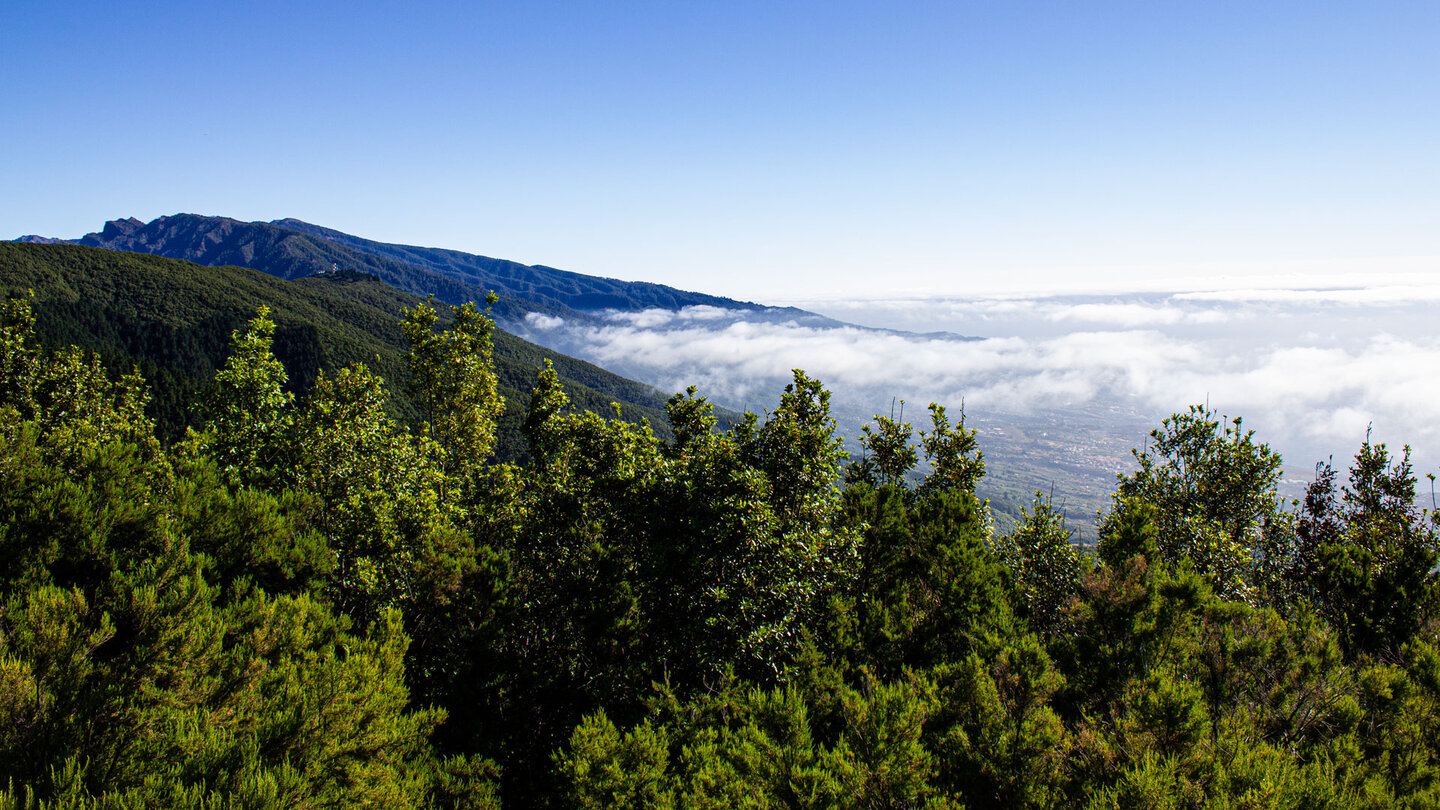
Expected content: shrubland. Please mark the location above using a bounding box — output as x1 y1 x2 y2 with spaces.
1 292 1437 809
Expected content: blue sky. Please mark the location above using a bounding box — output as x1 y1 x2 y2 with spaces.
4 1 1436 299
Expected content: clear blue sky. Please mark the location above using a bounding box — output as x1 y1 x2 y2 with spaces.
4 1 1436 299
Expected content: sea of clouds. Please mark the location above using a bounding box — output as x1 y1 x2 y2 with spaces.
515 279 1440 483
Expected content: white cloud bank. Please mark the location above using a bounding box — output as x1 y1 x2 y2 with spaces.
523 312 566 329
519 293 1440 470
1174 284 1440 306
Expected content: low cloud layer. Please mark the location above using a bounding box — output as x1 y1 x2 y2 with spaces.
517 289 1440 472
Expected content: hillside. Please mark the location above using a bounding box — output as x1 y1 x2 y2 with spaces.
271 217 771 314
68 214 558 324
55 214 829 326
0 242 678 458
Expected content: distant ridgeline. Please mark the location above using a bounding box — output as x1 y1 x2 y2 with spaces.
0 242 680 457
19 213 835 327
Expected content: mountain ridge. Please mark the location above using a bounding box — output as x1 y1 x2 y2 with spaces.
31 213 558 324
269 216 780 316
26 214 843 325
17 214 958 342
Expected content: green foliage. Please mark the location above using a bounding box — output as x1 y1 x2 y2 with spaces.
294 362 471 622
559 675 958 809
402 296 504 488
0 434 446 807
857 407 917 488
1105 405 1290 601
0 297 488 806
557 714 675 809
847 402 985 496
835 399 1008 682
0 242 677 456
0 294 160 473
933 636 1069 808
840 482 1013 678
7 277 1440 808
509 367 859 705
996 491 1082 638
205 307 294 486
1304 439 1439 660
745 371 849 533
918 402 985 495
1097 497 1160 571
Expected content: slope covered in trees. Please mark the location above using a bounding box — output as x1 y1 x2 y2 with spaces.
2 277 1439 807
0 242 677 457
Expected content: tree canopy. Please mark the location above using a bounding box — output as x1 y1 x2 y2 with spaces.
2 288 1439 808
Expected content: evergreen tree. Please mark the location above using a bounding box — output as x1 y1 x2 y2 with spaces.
995 491 1082 638
1307 438 1438 660
1104 405 1291 601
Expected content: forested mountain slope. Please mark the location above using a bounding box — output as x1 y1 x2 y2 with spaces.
3 266 1439 806
0 242 676 456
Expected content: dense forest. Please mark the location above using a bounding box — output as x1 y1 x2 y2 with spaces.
2 282 1439 808
0 243 684 459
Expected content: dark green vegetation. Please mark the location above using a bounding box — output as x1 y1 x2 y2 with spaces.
4 259 1440 807
0 242 676 458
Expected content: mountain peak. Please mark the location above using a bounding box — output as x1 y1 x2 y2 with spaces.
100 217 144 241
